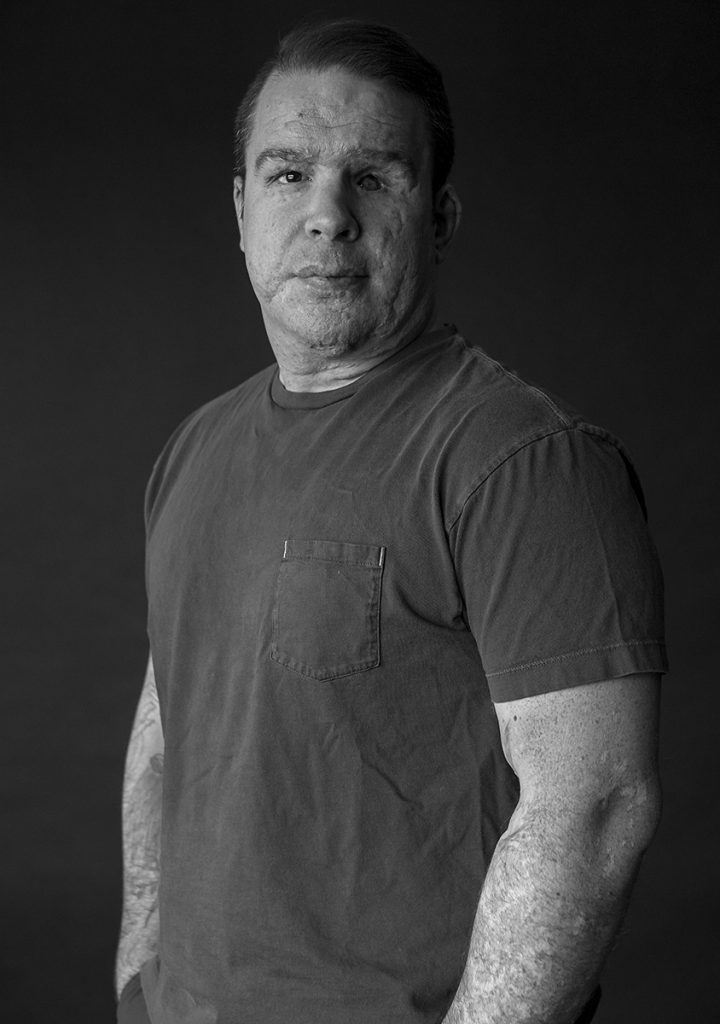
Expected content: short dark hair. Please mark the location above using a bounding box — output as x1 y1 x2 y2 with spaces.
233 18 454 194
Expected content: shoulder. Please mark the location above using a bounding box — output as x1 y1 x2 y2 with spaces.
409 331 639 523
174 362 276 443
403 329 591 447
444 332 629 455
144 362 276 520
160 362 274 455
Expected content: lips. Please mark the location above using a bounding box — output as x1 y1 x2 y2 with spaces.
295 265 367 279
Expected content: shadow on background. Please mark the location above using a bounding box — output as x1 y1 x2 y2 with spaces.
2 1 717 1019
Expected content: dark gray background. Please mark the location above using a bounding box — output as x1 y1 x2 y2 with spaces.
2 1 718 1020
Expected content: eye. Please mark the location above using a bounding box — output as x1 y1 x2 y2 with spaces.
357 173 383 192
273 169 305 184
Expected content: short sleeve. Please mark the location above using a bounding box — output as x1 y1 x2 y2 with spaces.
450 427 668 702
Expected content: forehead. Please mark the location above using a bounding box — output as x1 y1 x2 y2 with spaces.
248 68 430 162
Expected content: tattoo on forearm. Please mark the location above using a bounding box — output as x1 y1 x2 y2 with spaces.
116 661 164 997
444 813 640 1024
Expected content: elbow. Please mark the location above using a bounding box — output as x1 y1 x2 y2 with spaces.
597 772 662 878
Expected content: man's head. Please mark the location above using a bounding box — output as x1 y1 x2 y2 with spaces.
233 20 461 387
233 19 455 196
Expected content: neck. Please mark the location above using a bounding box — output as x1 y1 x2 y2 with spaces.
269 312 439 394
276 354 393 393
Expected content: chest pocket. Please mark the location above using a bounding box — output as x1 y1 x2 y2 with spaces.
271 538 386 681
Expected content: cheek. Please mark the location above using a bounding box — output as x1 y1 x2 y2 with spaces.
244 212 287 283
373 214 433 288
244 200 288 254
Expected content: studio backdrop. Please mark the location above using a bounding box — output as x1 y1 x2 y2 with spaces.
2 1 717 1020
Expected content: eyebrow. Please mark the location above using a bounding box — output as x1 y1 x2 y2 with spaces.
254 146 417 178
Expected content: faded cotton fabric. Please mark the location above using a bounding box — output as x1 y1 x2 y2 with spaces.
117 974 151 1024
141 326 667 1024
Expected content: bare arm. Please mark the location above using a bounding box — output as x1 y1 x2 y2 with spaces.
115 653 164 998
445 673 662 1024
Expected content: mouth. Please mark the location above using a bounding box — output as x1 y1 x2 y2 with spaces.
295 266 367 280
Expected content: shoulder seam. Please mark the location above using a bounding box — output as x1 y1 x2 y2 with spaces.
447 425 573 530
447 419 630 532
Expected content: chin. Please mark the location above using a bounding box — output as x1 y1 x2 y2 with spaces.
300 330 365 356
284 309 380 355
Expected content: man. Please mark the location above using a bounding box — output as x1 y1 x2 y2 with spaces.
116 19 667 1024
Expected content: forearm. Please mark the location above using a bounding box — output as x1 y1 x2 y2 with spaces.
115 661 164 997
445 809 647 1024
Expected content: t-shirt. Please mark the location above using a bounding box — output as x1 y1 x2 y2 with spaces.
141 326 667 1024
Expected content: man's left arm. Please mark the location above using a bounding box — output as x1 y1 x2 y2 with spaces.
445 672 661 1024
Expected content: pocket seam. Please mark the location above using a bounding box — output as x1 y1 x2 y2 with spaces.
283 537 385 569
284 555 379 567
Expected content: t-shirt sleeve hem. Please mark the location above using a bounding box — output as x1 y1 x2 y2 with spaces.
487 640 668 703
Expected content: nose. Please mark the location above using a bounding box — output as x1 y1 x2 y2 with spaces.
304 179 360 242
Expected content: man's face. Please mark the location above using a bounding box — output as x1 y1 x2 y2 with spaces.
236 68 448 361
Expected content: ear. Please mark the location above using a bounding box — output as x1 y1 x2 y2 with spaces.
432 183 461 263
233 176 245 252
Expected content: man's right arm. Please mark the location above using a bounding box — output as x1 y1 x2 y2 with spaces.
115 654 164 998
